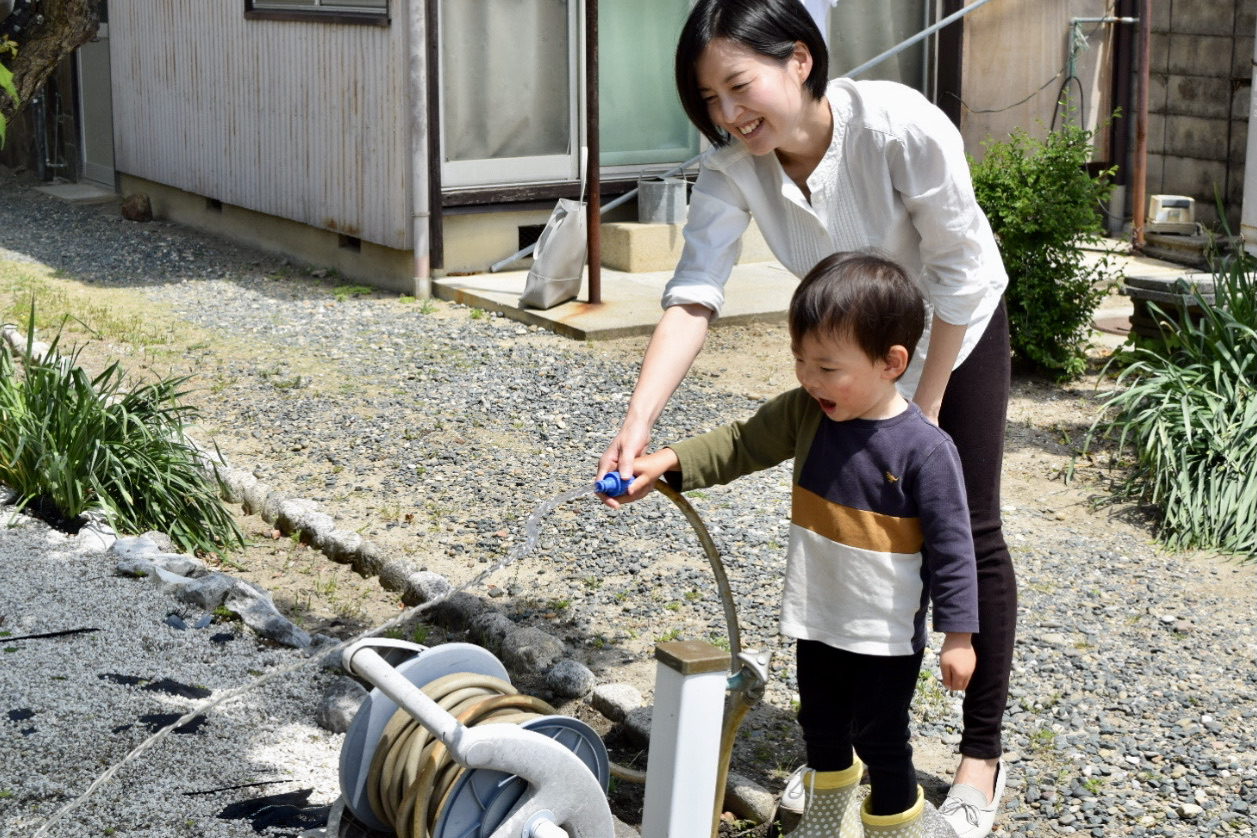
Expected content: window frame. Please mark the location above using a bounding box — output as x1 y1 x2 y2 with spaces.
244 0 389 27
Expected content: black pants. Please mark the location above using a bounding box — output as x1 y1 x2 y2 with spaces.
797 639 924 816
937 298 1017 760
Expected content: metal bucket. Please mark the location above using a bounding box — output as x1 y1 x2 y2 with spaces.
637 175 687 224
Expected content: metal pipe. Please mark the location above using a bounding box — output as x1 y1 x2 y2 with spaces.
425 0 444 271
841 0 999 79
1131 0 1151 250
586 0 601 304
408 0 432 297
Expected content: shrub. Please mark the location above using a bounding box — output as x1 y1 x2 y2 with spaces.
0 308 245 555
1080 251 1257 559
970 118 1119 379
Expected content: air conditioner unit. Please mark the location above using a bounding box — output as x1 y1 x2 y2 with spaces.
1146 194 1197 235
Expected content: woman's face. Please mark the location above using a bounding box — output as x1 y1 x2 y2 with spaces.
694 37 814 157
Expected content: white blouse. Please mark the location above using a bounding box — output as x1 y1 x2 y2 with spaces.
662 77 1008 399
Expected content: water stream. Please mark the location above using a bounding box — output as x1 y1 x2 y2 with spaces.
33 482 605 836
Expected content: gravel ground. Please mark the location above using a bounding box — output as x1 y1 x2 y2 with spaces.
2 172 1256 837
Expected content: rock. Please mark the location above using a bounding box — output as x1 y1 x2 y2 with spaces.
622 705 652 746
500 626 564 673
403 571 451 606
431 591 486 632
223 579 311 648
316 677 368 733
175 572 236 610
591 684 642 722
723 771 775 823
357 542 392 579
140 531 177 552
546 659 596 698
470 611 516 649
120 193 152 222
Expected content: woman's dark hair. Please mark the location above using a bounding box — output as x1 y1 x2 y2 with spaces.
789 252 926 369
675 0 829 146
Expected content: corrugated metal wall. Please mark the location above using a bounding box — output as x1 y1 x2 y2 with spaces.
109 1 413 249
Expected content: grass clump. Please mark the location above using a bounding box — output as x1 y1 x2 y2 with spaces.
0 307 245 556
1080 250 1257 560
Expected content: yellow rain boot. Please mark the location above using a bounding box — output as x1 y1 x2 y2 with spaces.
860 785 924 838
785 757 864 837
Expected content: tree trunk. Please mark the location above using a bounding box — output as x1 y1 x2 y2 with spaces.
1 0 98 125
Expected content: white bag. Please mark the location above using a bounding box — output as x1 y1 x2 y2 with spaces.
519 197 587 309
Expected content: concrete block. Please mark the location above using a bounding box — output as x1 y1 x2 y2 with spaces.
1150 1 1172 34
1150 32 1172 74
1147 113 1169 156
1234 36 1255 79
1145 153 1168 194
1164 115 1231 160
1234 84 1252 123
1166 75 1232 119
1149 73 1170 114
600 219 774 273
1169 34 1236 78
1161 157 1228 204
1170 0 1240 36
601 222 686 273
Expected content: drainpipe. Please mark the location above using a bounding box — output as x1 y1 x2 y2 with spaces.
408 0 432 298
1108 0 1136 236
1130 0 1151 251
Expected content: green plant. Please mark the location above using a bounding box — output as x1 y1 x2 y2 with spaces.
0 58 15 147
0 306 245 555
970 114 1119 378
332 284 373 303
1079 248 1257 559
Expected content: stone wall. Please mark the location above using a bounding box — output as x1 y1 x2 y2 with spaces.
1148 0 1255 230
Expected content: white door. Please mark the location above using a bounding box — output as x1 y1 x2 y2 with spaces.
76 3 114 187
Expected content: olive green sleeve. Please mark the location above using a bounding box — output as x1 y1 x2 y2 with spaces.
663 388 819 492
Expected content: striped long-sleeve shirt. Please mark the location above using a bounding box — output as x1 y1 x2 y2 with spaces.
665 388 978 655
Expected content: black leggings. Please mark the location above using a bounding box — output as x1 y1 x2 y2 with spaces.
796 639 924 816
937 298 1016 760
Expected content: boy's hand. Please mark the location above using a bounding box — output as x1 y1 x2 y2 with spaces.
940 632 975 691
598 448 679 509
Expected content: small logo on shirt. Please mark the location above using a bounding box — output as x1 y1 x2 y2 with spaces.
884 471 899 484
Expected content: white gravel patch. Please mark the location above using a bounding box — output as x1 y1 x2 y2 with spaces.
0 514 343 838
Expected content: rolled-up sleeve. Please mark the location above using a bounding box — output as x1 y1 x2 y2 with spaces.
886 102 998 327
661 163 751 317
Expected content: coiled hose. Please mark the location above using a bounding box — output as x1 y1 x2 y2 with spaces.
365 672 559 838
363 482 757 838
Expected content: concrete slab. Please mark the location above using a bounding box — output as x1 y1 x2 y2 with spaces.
433 261 797 341
434 241 1203 345
32 181 117 205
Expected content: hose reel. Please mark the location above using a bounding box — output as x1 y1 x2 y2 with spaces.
338 640 611 838
336 483 771 838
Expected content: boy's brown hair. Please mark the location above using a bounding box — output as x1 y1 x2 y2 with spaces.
788 251 926 366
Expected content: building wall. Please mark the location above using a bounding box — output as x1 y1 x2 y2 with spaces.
1147 0 1253 229
960 0 1254 232
108 1 413 250
960 0 1118 157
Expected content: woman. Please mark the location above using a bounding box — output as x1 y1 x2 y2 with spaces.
597 1 1014 836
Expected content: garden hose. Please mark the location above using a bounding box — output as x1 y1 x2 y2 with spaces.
362 483 759 838
365 672 558 838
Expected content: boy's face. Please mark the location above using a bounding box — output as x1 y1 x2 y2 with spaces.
793 331 905 422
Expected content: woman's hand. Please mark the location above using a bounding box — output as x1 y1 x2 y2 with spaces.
940 632 975 691
598 420 651 492
597 303 713 498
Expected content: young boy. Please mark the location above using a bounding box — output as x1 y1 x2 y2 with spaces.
605 252 979 837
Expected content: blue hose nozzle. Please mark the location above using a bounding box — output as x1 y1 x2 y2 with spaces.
594 473 635 497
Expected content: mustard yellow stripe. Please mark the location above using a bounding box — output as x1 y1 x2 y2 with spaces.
792 486 923 554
